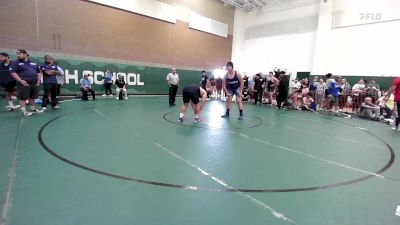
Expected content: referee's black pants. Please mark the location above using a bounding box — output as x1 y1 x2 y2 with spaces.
169 85 178 106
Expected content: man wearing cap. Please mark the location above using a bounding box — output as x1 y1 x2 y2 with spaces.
41 55 61 110
9 49 42 116
0 52 19 111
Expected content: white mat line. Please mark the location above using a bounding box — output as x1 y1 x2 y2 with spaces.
94 109 298 225
0 118 24 225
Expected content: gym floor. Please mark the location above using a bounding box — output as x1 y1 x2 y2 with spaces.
1 96 399 225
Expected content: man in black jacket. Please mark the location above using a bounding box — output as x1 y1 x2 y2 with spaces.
115 75 128 100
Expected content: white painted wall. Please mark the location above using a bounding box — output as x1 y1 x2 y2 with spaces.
231 0 319 76
311 0 400 76
243 0 320 26
242 32 316 75
329 20 400 76
332 0 400 28
232 0 400 77
160 0 235 35
231 10 247 70
88 0 231 37
189 13 228 37
311 0 333 75
88 0 177 23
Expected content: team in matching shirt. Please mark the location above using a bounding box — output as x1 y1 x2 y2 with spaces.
1 49 63 116
0 52 18 111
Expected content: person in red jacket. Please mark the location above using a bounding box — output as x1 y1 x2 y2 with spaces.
385 77 400 130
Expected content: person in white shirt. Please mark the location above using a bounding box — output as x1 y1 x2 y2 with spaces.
166 68 179 106
352 79 366 94
352 79 366 112
54 61 64 100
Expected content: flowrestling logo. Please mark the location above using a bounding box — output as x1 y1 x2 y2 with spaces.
359 13 382 21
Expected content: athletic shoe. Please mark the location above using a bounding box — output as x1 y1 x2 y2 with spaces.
21 110 33 117
221 114 229 118
53 105 60 109
116 97 119 100
178 117 184 122
194 118 201 122
102 94 107 97
6 105 19 111
384 119 394 124
108 94 113 96
42 107 48 111
30 108 44 113
6 105 19 110
238 115 244 120
124 97 128 100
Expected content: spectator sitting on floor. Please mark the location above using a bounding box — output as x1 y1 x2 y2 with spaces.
115 75 128 100
80 74 96 101
360 97 380 121
377 91 394 120
301 93 317 112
